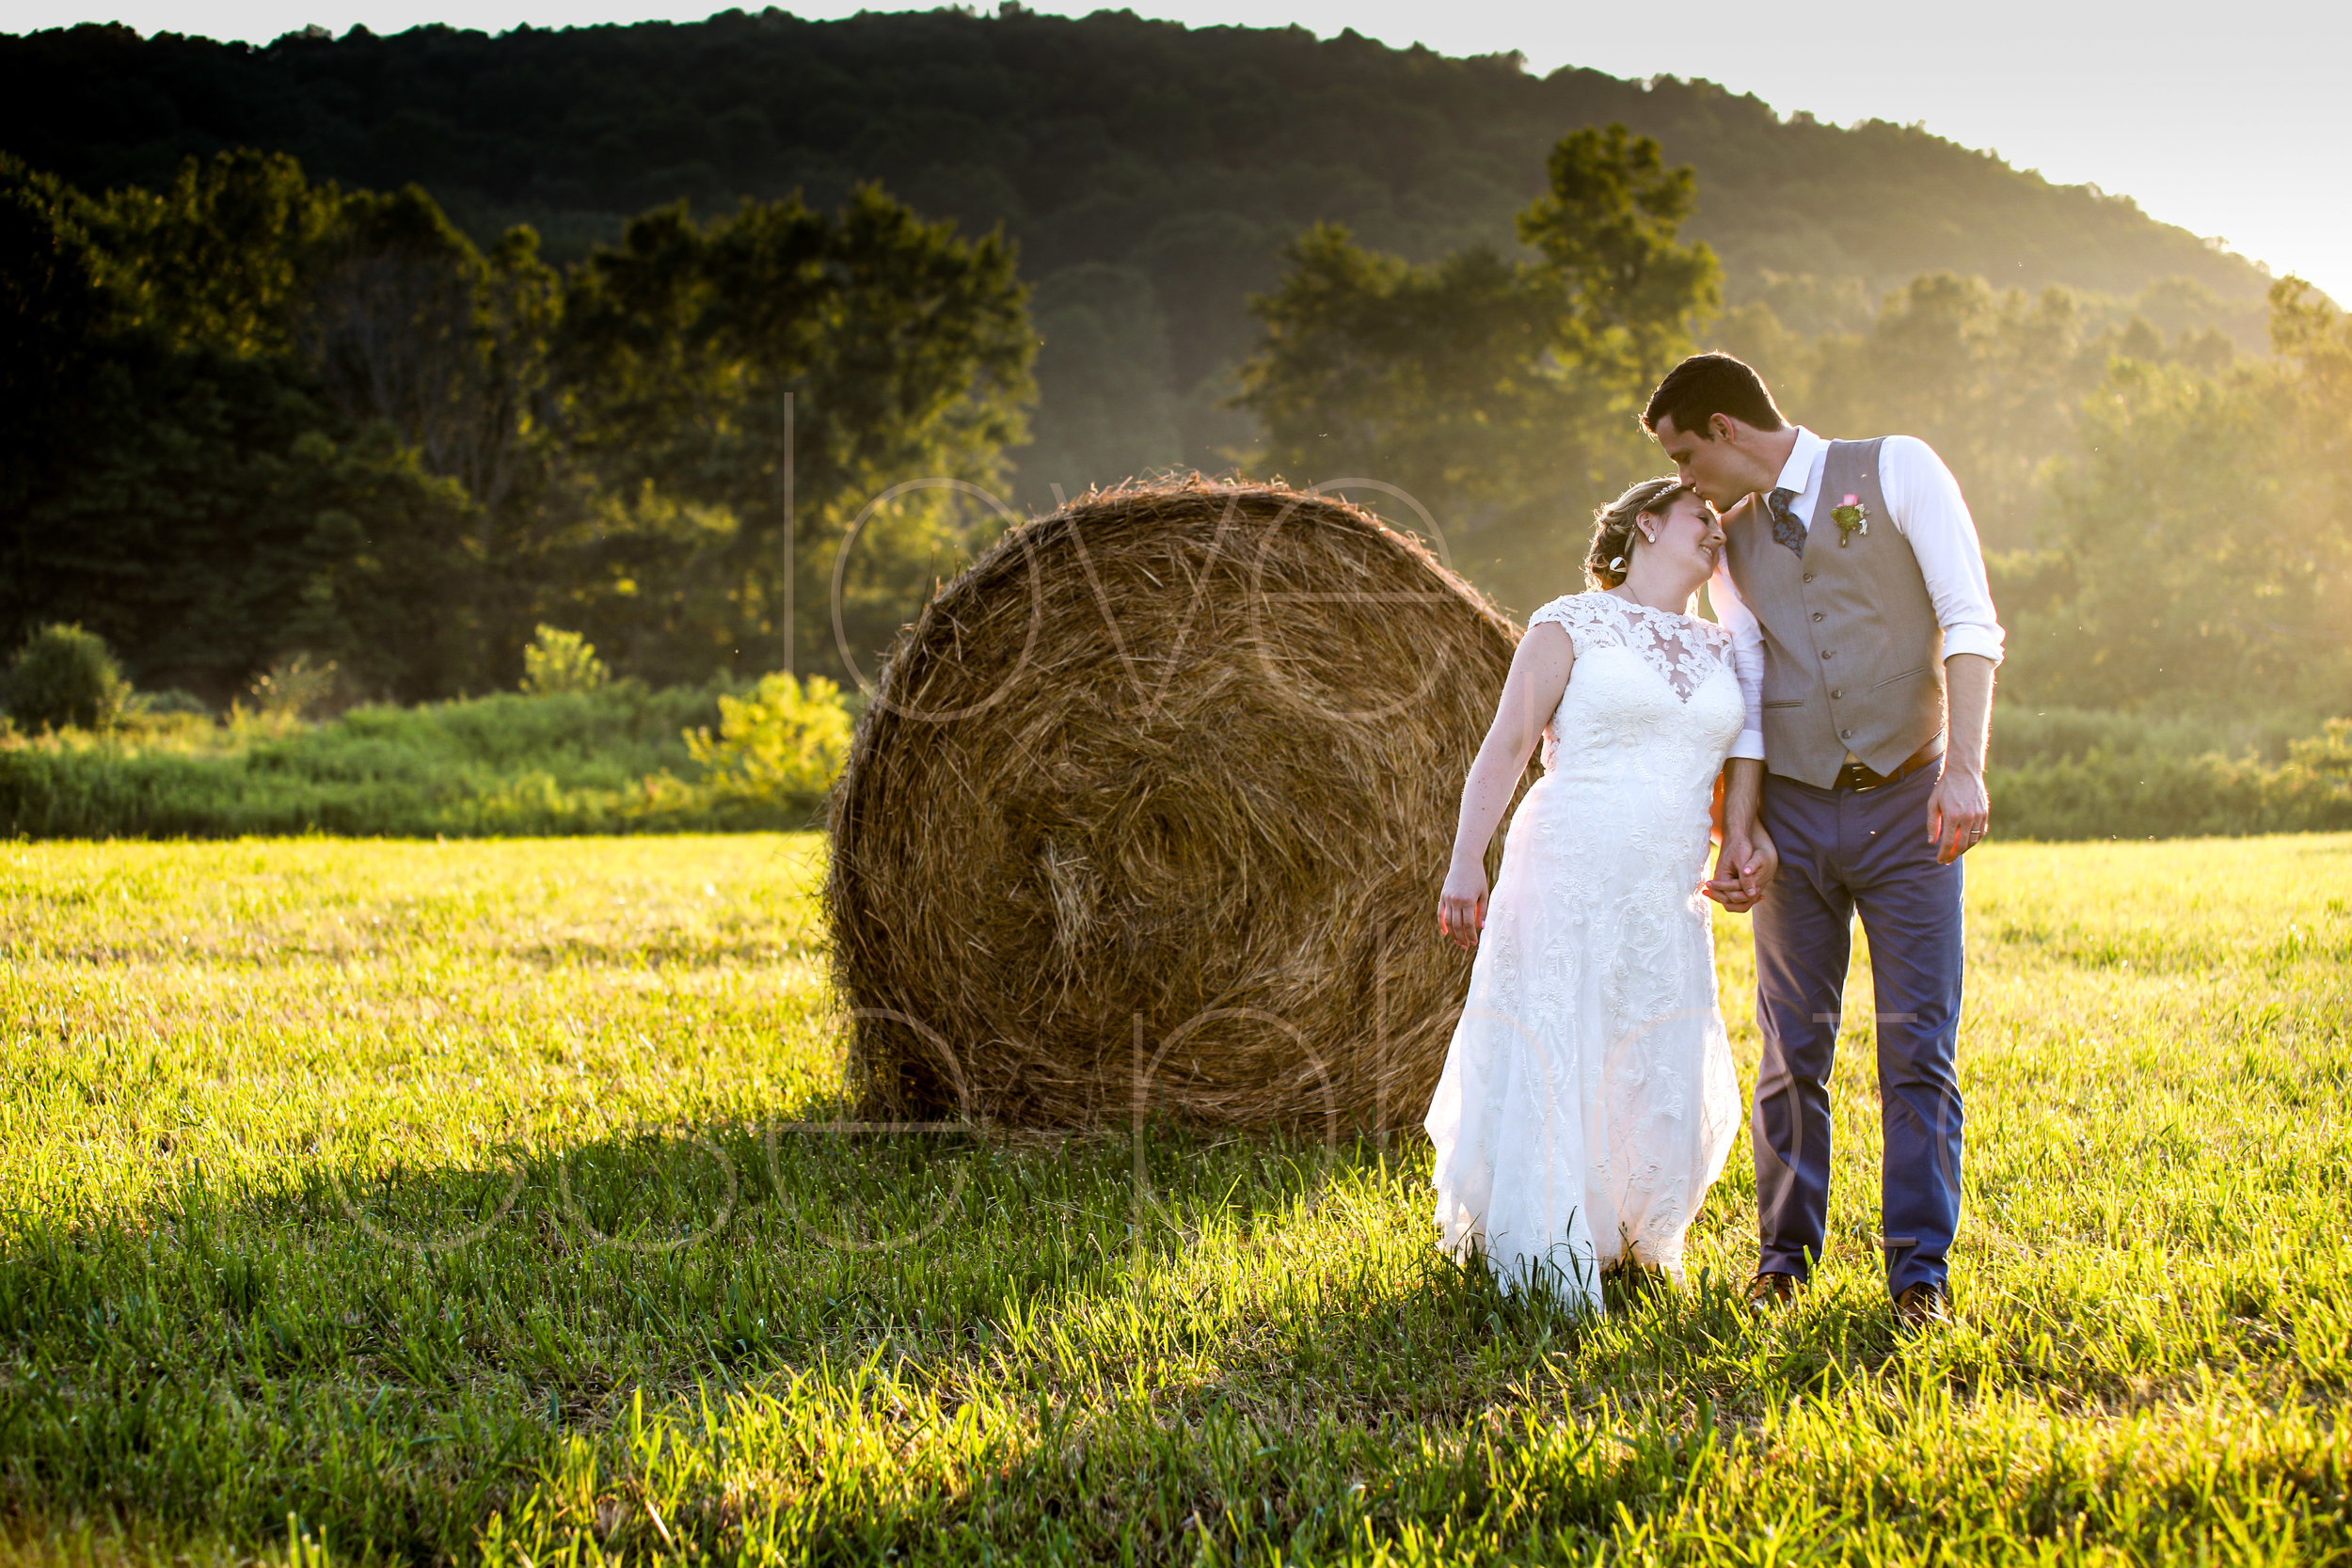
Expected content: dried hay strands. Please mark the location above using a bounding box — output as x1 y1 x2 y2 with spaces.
826 479 1520 1130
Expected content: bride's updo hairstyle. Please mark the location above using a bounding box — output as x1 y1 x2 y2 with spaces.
1585 477 1690 590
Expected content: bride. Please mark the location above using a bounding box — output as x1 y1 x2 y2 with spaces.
1424 478 1763 1309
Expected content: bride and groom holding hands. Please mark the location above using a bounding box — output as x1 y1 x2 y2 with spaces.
1424 352 2003 1327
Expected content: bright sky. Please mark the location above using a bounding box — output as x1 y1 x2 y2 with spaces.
11 0 2348 301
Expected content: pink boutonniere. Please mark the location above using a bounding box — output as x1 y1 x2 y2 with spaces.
1830 492 1869 547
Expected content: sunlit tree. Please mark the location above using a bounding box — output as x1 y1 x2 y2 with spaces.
1233 124 1718 602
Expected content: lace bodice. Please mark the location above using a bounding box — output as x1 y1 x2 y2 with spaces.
1525 594 1740 780
1527 592 1734 702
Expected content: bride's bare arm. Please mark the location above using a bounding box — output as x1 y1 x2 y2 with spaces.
1438 623 1575 950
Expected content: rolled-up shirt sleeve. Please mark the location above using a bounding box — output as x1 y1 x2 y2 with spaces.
1880 436 2006 666
1707 552 1767 761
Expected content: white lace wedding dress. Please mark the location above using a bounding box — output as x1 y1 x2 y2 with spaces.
1424 592 1746 1310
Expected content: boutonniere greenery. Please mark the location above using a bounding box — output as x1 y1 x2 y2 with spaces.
1831 493 1870 547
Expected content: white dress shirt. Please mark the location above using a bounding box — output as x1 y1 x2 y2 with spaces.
1708 427 2006 763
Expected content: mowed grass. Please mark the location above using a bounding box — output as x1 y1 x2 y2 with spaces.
0 833 2348 1565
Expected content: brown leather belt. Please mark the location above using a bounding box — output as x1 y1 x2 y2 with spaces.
1832 738 1944 792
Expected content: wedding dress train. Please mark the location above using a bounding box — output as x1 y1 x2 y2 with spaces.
1424 592 1746 1311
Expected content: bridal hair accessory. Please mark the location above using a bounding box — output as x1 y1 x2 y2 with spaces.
1586 475 1687 590
1831 494 1870 546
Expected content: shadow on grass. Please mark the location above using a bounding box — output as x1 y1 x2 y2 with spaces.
0 1117 1374 1563
460 1202 1994 1566
1 1117 2160 1566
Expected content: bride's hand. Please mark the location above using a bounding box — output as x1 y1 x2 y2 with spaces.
1702 837 1751 912
1438 861 1489 951
1705 821 1778 914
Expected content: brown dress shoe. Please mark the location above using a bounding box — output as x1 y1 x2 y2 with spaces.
1744 1271 1802 1311
1893 1283 1951 1329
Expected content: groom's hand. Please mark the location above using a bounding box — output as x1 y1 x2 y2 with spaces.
1928 764 1991 864
1931 655 1996 864
1705 822 1776 914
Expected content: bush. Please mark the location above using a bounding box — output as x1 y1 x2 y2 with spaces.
1991 705 2323 769
127 689 215 719
0 674 857 838
248 654 340 721
684 673 852 809
1991 721 2352 841
0 674 2332 845
2287 718 2352 781
520 626 610 696
3 624 131 733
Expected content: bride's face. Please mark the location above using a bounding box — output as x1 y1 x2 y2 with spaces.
1639 493 1725 582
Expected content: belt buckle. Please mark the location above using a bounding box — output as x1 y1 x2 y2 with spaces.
1841 761 1881 792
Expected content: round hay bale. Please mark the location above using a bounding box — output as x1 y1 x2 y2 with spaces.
826 479 1520 1130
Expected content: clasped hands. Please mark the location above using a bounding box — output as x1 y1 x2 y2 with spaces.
1702 822 1776 914
1440 820 1778 951
1706 759 1991 913
1448 767 1987 942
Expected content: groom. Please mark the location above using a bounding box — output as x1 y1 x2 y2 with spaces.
1643 353 2003 1328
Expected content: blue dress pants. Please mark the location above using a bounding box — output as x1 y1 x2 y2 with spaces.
1752 762 1964 1297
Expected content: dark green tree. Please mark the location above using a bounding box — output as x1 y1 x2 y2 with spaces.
0 157 123 515
0 8 2277 526
553 185 1033 682
1233 228 1565 526
1518 123 1721 389
81 148 342 356
0 152 483 701
0 149 1036 699
1233 125 1719 603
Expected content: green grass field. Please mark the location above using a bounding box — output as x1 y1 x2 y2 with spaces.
1 833 2348 1565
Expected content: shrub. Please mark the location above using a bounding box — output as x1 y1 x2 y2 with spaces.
0 676 853 838
4 624 130 733
684 673 853 809
248 654 341 721
1991 728 2352 841
128 689 215 718
521 626 610 696
0 675 2330 845
1991 705 2322 769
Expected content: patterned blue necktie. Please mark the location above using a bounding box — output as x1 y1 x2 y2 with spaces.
1766 487 1806 556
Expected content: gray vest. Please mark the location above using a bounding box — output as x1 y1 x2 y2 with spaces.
1720 438 1946 788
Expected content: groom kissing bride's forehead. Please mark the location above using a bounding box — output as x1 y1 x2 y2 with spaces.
1646 351 2006 1328
1419 350 2005 1325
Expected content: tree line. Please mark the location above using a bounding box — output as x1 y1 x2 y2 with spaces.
4 109 2344 728
1 150 1029 702
0 10 2275 515
1240 131 2352 723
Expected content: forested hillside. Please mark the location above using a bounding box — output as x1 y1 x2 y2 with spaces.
0 7 2275 508
8 4 2344 761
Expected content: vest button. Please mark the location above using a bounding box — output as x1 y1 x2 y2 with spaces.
1811 611 1824 622
1820 649 1835 659
1802 573 1814 583
1840 728 1853 740
1831 689 1844 700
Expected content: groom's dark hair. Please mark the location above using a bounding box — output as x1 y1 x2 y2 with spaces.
1643 353 1788 438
